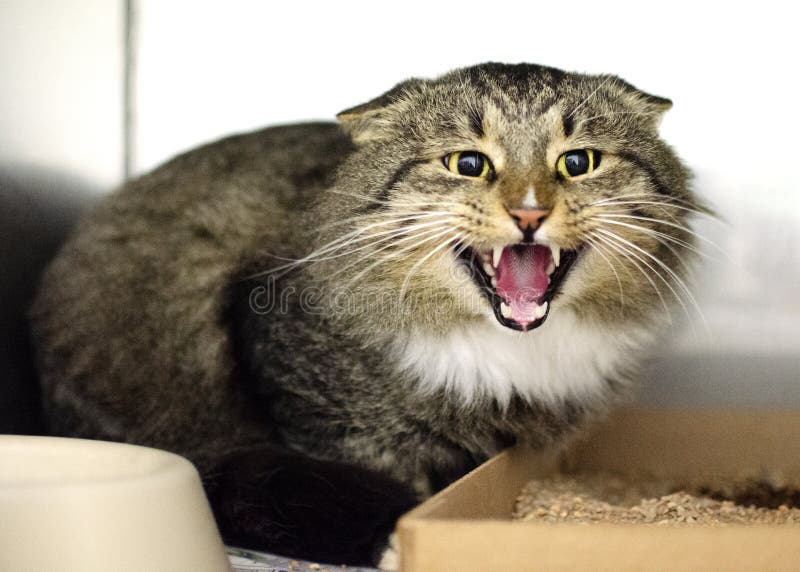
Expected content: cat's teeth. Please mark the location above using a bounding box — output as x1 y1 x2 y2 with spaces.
482 263 495 277
500 302 512 319
546 260 556 275
534 301 548 320
492 247 503 268
550 245 561 267
491 277 498 288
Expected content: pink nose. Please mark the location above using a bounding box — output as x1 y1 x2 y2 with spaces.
509 208 550 231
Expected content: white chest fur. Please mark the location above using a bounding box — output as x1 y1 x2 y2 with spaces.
390 311 652 407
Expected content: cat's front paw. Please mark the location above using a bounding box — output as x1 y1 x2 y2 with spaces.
376 532 399 571
205 445 416 567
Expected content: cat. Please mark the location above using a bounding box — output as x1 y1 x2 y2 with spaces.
30 62 704 567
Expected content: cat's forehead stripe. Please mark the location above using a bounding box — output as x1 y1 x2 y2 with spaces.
562 114 575 138
468 106 484 139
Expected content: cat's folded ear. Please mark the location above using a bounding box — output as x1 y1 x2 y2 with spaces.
337 79 425 144
611 77 673 129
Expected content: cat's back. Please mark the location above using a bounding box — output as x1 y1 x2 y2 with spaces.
30 122 352 459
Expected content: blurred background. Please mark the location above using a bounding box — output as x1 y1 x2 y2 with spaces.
1 0 798 433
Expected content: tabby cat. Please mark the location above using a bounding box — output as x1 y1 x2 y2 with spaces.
30 63 703 567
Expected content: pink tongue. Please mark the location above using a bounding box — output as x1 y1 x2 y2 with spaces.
495 245 551 325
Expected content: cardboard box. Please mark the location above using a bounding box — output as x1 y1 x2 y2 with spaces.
397 409 800 571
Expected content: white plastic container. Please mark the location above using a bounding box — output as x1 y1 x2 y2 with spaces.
0 435 231 571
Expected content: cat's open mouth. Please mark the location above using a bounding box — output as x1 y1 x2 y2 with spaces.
457 243 582 331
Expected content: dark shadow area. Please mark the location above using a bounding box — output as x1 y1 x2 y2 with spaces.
695 479 800 510
0 164 101 434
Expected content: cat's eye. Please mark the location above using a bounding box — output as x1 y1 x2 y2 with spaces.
557 149 600 179
443 151 491 178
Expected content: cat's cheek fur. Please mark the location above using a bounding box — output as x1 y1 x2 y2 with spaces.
390 308 654 408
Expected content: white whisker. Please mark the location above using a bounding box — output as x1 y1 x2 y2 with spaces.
342 226 457 287
583 236 626 305
325 189 442 208
588 231 673 323
595 228 708 335
318 209 459 232
590 198 714 219
588 192 712 215
567 75 614 119
603 220 695 279
398 232 464 303
592 216 711 263
323 223 455 283
580 110 660 123
599 213 725 255
297 219 458 268
254 215 457 278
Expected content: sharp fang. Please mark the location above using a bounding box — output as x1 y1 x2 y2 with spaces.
500 302 511 319
546 260 556 275
491 277 497 288
535 301 548 320
482 262 495 277
492 247 502 268
550 245 561 267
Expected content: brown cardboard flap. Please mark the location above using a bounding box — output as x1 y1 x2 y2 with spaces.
566 408 800 479
398 409 800 571
401 447 560 522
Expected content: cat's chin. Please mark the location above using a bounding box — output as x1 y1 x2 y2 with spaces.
455 242 584 332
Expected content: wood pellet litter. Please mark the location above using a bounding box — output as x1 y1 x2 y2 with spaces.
513 473 800 526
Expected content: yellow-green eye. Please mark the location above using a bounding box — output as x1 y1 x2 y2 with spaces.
444 151 491 178
557 149 600 179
